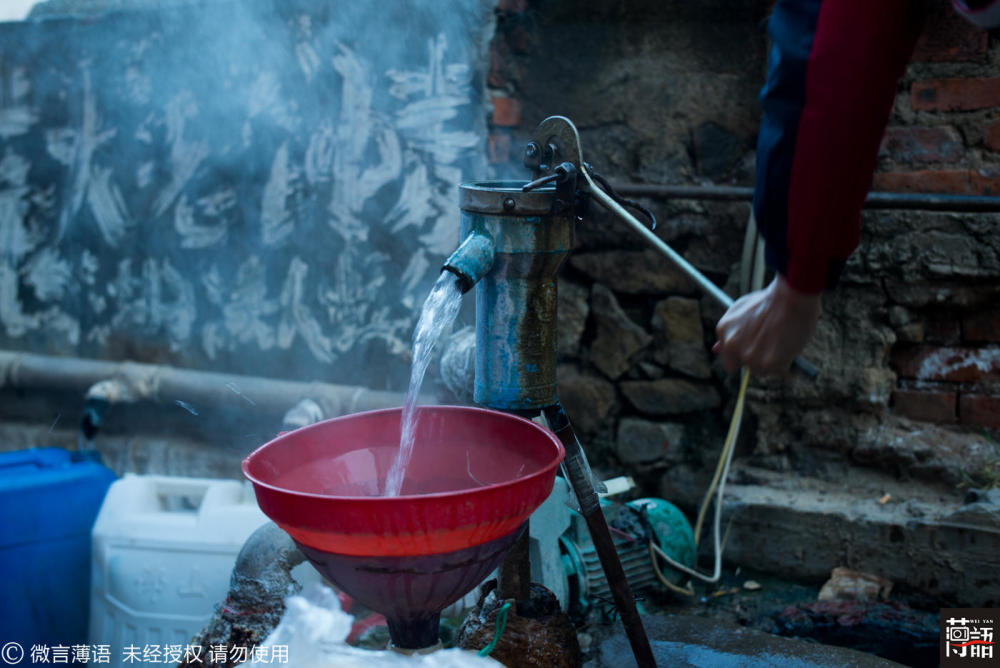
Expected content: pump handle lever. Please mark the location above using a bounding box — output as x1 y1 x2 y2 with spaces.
526 115 818 379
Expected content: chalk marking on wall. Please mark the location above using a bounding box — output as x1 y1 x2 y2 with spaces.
39 306 80 346
174 195 227 249
78 249 98 287
399 249 431 311
217 257 279 351
0 146 29 188
153 91 208 218
319 248 408 357
0 151 35 266
0 263 39 337
23 248 71 302
57 67 117 242
261 141 295 247
917 346 1000 380
86 165 132 247
293 15 321 82
328 43 402 243
0 61 38 138
278 257 334 363
248 71 297 132
159 259 196 349
420 163 461 255
389 34 479 166
137 162 154 189
304 121 334 185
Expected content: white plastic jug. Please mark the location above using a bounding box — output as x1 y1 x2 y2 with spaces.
88 474 269 660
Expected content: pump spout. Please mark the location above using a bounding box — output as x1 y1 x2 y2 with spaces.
442 232 495 294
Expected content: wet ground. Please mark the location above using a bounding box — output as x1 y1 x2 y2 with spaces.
349 566 940 666
589 614 908 668
577 567 940 668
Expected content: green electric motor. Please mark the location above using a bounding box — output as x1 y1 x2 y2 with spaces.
559 497 696 618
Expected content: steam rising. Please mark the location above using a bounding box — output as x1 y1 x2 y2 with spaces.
0 0 492 389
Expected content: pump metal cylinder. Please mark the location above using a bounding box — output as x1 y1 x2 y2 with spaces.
456 181 574 411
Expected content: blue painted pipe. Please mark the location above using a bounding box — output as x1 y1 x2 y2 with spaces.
444 181 574 412
443 232 496 294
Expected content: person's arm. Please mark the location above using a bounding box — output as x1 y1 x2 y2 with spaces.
715 0 923 375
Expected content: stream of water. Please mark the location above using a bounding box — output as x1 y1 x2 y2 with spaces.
383 271 464 496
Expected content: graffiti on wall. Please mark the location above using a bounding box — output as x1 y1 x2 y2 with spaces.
0 0 490 387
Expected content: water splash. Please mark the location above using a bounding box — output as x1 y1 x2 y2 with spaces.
225 381 257 406
384 271 463 496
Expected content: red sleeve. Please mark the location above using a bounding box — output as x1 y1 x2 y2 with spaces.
754 0 923 294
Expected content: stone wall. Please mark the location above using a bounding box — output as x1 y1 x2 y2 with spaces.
486 0 1000 602
485 0 769 470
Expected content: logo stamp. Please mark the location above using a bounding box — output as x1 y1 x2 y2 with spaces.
942 608 999 667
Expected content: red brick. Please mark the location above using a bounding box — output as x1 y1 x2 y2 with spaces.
911 2 989 63
964 306 1000 343
986 121 1000 153
880 125 962 164
488 46 505 89
497 0 527 11
491 96 521 127
891 345 1000 382
925 313 961 345
487 132 512 164
911 77 1000 112
891 389 957 423
959 393 1000 428
872 169 1000 196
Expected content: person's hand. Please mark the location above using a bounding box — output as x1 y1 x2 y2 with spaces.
713 274 821 376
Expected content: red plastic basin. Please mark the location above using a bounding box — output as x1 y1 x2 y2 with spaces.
242 405 564 558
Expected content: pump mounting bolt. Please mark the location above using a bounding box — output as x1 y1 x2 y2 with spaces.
525 142 539 159
503 197 517 212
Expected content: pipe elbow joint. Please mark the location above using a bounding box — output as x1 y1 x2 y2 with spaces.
442 232 495 294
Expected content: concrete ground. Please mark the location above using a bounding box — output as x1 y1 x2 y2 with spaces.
589 614 907 668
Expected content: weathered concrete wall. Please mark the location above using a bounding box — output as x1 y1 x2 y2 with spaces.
0 0 492 392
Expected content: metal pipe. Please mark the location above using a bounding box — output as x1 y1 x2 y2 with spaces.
586 179 736 308
0 350 408 420
584 175 819 378
609 182 1000 212
544 403 656 668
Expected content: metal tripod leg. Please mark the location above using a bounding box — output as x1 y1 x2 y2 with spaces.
543 401 657 668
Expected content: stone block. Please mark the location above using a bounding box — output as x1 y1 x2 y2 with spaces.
589 284 652 379
557 279 589 356
615 417 685 465
619 378 720 415
556 366 615 436
569 250 696 295
651 296 711 379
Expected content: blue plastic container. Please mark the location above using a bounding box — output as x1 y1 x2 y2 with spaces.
0 448 116 647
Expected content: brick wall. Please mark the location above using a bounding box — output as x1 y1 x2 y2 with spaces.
876 6 1000 429
484 1 999 494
